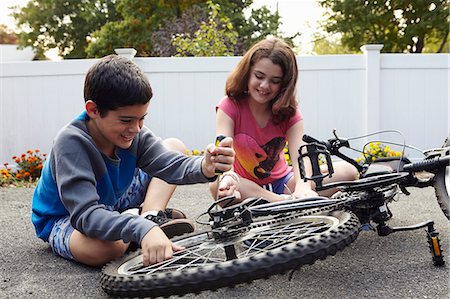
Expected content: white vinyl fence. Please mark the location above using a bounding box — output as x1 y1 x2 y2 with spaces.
1 45 449 166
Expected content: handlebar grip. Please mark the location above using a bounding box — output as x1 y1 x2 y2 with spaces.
302 134 319 143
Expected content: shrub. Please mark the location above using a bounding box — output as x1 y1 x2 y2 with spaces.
356 142 402 165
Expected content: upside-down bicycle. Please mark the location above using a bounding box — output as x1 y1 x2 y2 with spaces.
101 130 449 298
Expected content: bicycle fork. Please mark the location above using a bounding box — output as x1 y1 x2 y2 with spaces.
376 220 445 266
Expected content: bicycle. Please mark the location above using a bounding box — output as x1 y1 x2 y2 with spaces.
100 130 449 298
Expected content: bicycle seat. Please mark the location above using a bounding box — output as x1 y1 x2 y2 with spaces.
363 157 411 178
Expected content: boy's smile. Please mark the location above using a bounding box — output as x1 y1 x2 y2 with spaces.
86 101 149 158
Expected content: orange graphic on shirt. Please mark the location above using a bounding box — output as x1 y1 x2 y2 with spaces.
234 134 285 179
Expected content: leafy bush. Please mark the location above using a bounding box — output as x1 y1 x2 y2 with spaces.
356 142 402 165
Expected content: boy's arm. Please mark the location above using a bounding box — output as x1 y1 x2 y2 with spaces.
136 128 233 183
53 133 156 244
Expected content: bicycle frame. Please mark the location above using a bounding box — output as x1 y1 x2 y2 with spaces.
298 130 449 266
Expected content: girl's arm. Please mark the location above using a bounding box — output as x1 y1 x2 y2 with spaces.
286 120 318 199
216 108 235 139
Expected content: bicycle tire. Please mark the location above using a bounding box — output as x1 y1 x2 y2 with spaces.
101 210 360 298
434 136 450 220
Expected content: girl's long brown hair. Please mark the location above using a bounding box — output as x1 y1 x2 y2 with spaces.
225 38 298 124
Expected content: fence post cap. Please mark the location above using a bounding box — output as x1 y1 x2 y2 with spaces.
360 44 384 52
114 48 137 59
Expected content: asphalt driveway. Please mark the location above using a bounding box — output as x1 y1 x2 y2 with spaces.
0 185 449 299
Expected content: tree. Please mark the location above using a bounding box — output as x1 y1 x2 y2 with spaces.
150 5 209 57
312 34 355 55
86 0 204 57
172 1 238 56
0 25 18 44
319 0 449 53
154 0 287 56
11 0 287 58
12 0 121 59
110 0 285 57
215 0 287 54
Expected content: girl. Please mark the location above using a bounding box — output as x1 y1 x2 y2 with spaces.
211 37 357 202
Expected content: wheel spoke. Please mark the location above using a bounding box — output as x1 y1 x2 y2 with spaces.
103 212 359 298
241 220 332 255
118 216 338 275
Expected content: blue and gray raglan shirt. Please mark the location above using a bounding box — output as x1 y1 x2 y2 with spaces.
32 111 212 244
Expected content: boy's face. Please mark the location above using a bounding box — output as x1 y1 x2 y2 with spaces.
87 102 149 156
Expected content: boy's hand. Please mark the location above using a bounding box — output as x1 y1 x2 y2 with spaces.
202 137 234 178
141 226 184 266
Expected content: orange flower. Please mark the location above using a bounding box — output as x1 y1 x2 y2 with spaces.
24 172 30 178
27 150 33 154
35 149 40 153
16 173 22 179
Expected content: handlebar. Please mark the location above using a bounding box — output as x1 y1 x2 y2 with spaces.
300 131 450 190
302 134 364 173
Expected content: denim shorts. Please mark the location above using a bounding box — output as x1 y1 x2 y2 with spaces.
261 172 294 194
48 170 151 260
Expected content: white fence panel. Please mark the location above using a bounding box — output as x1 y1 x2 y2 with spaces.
1 49 449 166
298 55 366 142
379 54 449 152
137 56 240 149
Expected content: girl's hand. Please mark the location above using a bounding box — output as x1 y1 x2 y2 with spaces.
217 173 241 200
293 185 318 199
141 227 184 266
202 137 235 178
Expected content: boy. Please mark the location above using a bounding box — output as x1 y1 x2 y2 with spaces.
31 55 235 267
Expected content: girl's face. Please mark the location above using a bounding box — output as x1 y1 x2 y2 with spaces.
247 58 283 106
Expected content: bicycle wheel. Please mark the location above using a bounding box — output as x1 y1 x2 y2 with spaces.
101 210 360 298
434 136 450 220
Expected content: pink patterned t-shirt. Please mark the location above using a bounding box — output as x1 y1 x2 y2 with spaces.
217 96 303 185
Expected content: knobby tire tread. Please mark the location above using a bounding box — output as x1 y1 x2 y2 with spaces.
434 136 450 220
101 210 360 298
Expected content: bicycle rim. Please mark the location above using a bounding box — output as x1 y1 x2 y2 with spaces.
101 210 360 298
434 136 450 220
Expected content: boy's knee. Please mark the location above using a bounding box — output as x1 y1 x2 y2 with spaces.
71 238 128 267
90 241 128 266
163 138 187 153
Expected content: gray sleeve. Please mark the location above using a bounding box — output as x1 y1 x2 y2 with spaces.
136 127 216 184
52 131 157 243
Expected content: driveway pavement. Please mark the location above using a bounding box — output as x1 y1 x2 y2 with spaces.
0 185 449 299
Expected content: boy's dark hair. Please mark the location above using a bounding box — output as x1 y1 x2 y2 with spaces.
84 55 153 116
